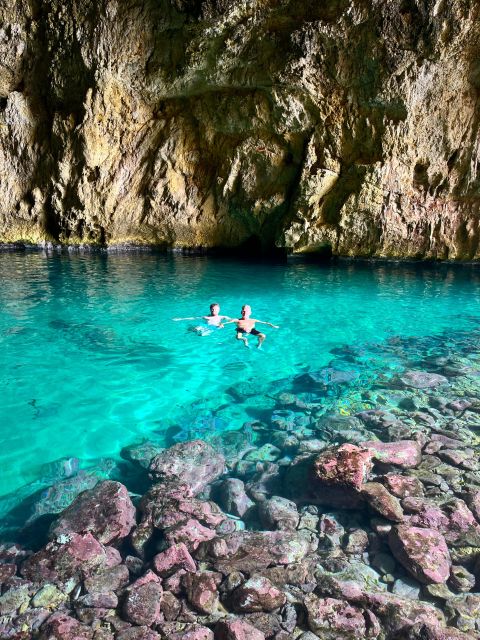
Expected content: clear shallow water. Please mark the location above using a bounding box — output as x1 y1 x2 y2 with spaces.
1 251 480 519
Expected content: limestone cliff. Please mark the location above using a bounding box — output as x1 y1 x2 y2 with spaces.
1 0 479 258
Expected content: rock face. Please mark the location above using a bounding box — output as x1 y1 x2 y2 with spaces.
1 1 480 259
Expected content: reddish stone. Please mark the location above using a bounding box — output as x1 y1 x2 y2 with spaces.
312 444 373 490
382 474 424 498
258 496 299 531
38 612 93 639
50 480 136 544
116 628 161 640
398 370 448 389
160 624 213 639
305 595 366 637
21 532 108 583
164 518 216 551
84 563 129 594
362 440 422 468
123 570 162 626
466 490 480 523
149 440 225 495
362 482 404 522
198 530 317 573
183 570 222 614
230 576 286 612
215 618 265 640
388 525 451 584
218 478 254 518
153 543 196 577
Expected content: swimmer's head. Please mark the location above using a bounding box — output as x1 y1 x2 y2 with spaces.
241 305 251 318
210 303 220 315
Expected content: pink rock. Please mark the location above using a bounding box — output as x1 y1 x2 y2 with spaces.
38 612 93 639
402 497 450 530
117 628 161 640
382 474 424 498
21 532 108 583
362 440 422 468
153 543 196 577
218 478 254 518
164 518 216 551
388 525 451 584
123 570 163 626
230 576 286 612
398 370 448 389
465 490 480 523
149 440 225 495
215 618 266 639
305 595 366 637
183 570 222 614
258 496 299 531
50 480 136 544
362 482 404 522
313 444 373 490
161 624 214 639
198 530 317 573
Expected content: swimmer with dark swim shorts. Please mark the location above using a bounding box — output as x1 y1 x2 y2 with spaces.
224 304 279 349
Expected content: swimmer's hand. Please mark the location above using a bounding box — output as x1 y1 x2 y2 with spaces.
269 323 280 328
219 323 224 328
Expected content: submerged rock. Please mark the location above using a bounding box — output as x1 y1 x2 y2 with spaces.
198 530 317 573
215 618 265 640
149 440 225 495
50 480 136 544
388 525 451 584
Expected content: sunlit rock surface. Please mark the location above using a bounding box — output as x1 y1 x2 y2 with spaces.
0 0 479 258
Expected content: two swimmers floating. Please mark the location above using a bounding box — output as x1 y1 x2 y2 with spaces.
173 303 279 349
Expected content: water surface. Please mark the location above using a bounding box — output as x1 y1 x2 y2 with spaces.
1 251 480 527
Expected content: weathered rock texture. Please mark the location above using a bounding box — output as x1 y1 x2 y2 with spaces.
1 0 480 258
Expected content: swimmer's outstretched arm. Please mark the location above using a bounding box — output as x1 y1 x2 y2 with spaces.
254 319 280 328
172 316 203 321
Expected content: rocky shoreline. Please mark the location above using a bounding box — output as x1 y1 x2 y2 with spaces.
2 327 480 639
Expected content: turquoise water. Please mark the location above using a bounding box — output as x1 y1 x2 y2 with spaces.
1 251 480 521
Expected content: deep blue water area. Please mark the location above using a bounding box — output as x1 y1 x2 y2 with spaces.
1 251 480 542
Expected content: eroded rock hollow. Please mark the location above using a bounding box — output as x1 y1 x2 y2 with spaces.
1 0 479 258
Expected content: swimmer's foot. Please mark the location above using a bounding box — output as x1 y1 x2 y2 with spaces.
243 340 250 349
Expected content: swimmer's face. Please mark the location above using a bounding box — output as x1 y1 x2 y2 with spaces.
241 305 251 318
210 304 220 315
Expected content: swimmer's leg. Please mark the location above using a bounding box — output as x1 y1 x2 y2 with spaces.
236 332 249 348
257 332 266 349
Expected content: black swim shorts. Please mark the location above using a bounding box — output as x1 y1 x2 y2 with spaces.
236 327 261 336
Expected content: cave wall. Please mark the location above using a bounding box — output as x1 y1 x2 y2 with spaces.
0 0 479 258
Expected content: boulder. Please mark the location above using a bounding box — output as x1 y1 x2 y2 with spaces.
149 440 225 495
362 482 404 522
382 474 424 498
38 612 93 639
116 628 161 640
258 496 299 531
84 563 130 594
183 570 222 614
21 532 109 583
304 595 366 638
198 530 317 573
153 543 196 577
217 478 254 518
285 445 373 509
214 618 265 640
50 480 136 544
160 624 214 639
123 570 162 627
397 370 448 389
230 576 286 612
388 525 451 584
164 518 216 551
362 441 422 468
